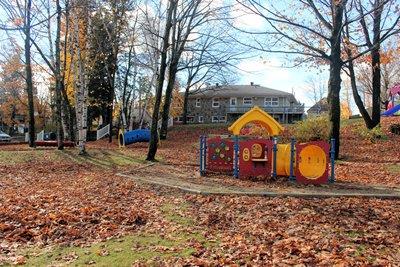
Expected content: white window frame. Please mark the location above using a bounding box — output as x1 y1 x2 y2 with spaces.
243 97 253 106
212 116 219 123
230 97 237 106
195 98 201 107
219 116 226 122
212 98 220 108
265 97 279 107
198 116 204 123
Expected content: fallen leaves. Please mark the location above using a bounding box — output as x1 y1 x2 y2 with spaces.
0 117 399 265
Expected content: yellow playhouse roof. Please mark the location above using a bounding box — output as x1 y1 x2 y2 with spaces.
228 106 284 136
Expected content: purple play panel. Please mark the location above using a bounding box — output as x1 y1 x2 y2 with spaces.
390 84 400 96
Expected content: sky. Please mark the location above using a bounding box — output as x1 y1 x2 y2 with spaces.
237 58 318 107
231 3 322 108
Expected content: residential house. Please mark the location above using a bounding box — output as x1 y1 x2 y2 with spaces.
307 97 329 116
179 83 304 124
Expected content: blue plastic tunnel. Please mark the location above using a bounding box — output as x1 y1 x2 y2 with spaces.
119 129 151 146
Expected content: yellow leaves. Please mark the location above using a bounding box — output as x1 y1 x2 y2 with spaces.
340 101 352 119
169 87 184 117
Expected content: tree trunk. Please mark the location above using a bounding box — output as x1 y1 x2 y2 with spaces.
72 2 88 155
160 61 178 139
61 82 76 140
347 58 374 128
370 0 383 127
327 60 341 160
24 0 35 148
182 85 190 125
327 0 345 159
147 0 175 161
370 49 381 127
55 0 64 150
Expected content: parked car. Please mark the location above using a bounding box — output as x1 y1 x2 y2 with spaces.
0 130 11 142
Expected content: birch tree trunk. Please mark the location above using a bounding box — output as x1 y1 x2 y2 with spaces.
72 3 88 155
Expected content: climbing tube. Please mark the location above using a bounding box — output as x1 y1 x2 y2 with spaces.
275 144 292 176
118 129 151 147
275 143 327 179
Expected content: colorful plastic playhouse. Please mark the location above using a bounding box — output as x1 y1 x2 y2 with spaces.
199 106 335 185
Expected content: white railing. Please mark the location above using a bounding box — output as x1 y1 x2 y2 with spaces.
36 130 44 141
96 124 110 140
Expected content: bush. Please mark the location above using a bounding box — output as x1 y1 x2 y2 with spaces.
389 123 400 135
353 124 386 142
293 115 331 142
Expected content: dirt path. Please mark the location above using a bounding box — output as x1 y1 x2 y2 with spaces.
118 163 400 198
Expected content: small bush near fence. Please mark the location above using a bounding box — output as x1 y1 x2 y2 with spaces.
293 115 331 142
353 124 387 142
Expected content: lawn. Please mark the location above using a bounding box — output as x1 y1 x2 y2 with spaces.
0 117 399 265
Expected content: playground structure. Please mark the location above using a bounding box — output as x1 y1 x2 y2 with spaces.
118 129 151 147
199 107 335 185
383 84 400 116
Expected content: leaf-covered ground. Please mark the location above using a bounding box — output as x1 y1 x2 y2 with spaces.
0 117 399 265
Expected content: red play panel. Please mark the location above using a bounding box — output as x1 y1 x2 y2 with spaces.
239 139 272 179
206 137 234 173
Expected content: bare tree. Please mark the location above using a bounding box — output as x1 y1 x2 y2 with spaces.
235 0 399 158
179 29 240 124
28 0 66 149
159 0 231 139
305 76 328 105
146 0 176 161
343 0 400 129
0 0 36 147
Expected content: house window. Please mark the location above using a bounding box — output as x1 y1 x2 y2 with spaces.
243 97 253 106
219 116 226 122
195 98 201 107
265 97 279 106
198 116 204 123
212 98 220 108
176 116 183 122
187 116 194 123
212 116 219 123
230 97 237 106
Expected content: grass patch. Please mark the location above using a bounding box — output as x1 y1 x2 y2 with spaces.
0 148 147 169
354 244 367 257
386 164 400 174
161 203 195 226
335 160 347 165
346 230 363 238
341 118 363 127
15 232 205 267
61 149 145 169
0 150 65 165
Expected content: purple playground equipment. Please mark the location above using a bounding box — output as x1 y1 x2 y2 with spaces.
383 84 400 116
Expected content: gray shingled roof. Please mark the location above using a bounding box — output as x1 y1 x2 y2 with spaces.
189 84 298 103
307 97 329 114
